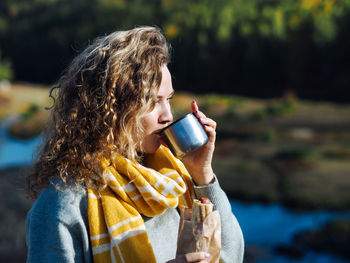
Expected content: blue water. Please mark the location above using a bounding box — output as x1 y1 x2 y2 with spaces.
230 201 350 247
1 118 349 262
0 116 42 169
230 200 350 262
256 252 349 263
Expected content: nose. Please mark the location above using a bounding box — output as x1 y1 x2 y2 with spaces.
159 102 173 124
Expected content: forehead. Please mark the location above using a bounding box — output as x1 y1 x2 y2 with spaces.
157 65 174 97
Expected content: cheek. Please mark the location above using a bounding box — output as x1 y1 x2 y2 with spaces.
142 112 158 132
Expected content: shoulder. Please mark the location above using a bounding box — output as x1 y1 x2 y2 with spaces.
27 179 88 224
26 180 92 263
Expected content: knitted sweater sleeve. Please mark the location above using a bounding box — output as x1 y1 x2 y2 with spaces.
193 176 244 263
25 183 92 263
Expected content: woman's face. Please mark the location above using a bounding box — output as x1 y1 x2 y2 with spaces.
141 65 174 153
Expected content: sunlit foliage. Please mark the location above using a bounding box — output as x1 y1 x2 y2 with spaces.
1 0 350 101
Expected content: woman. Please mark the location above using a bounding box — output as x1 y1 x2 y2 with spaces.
26 26 244 263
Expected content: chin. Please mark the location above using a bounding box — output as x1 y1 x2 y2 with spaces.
143 143 161 154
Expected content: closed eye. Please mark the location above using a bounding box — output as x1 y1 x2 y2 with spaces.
167 91 175 101
157 91 175 103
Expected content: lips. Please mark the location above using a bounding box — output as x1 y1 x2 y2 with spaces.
153 129 168 146
151 130 163 143
153 128 164 135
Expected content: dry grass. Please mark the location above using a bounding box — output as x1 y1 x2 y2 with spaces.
1 84 350 210
0 82 51 119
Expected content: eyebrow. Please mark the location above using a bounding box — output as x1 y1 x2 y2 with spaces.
157 90 175 98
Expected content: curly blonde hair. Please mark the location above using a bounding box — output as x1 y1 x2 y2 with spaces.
27 26 170 197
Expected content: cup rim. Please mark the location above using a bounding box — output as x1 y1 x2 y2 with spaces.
160 112 196 134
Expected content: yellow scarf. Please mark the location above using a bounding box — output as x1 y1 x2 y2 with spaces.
87 145 194 263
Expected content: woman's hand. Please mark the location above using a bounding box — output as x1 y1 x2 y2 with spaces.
167 252 211 263
181 100 216 186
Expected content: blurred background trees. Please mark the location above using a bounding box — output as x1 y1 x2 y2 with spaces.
1 0 350 101
0 51 12 81
1 1 350 262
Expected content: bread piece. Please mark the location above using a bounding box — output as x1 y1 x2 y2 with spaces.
192 198 214 222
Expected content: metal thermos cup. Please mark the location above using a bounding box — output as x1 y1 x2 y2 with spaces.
160 113 208 158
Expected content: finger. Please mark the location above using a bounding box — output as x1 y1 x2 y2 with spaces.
191 100 199 113
184 252 211 262
191 100 208 119
199 118 216 130
195 111 207 120
204 125 216 142
191 101 208 120
204 125 216 133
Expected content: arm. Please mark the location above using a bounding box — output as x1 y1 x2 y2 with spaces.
194 177 244 263
181 101 244 262
26 184 91 263
26 212 79 263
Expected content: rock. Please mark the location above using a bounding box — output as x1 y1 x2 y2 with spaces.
244 244 271 263
8 108 48 139
0 80 11 105
288 127 315 140
275 244 305 259
8 117 44 139
0 166 33 263
293 218 350 260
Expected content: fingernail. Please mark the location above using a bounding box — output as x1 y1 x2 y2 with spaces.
205 253 211 258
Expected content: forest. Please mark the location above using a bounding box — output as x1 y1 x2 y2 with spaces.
1 1 350 262
1 0 350 101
